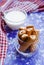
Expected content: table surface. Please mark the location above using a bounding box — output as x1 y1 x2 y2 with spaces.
4 12 44 65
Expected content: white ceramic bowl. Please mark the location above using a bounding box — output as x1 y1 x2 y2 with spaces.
2 9 27 30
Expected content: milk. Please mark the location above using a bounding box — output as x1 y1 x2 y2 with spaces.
5 11 26 23
3 10 27 30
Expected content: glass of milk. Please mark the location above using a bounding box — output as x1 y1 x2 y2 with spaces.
2 9 27 30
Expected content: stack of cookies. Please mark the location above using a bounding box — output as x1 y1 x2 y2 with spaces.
18 26 39 52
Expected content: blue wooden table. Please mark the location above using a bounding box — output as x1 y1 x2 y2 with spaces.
4 12 44 65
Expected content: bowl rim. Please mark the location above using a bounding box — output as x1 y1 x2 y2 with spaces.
3 9 27 24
